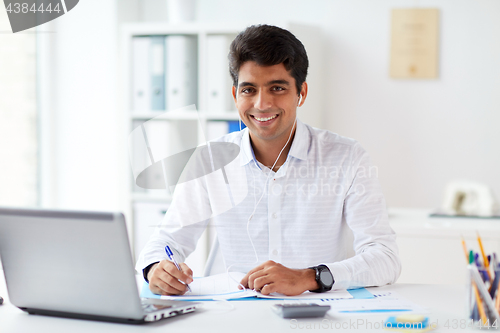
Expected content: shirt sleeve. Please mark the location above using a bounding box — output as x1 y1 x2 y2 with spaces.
135 175 211 277
325 143 401 290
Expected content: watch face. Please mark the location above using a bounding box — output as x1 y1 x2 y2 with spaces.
320 270 334 286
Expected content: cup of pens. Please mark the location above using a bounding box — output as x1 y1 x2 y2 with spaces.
463 233 500 328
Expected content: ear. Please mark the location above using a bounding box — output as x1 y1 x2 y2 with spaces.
232 85 237 103
297 82 308 107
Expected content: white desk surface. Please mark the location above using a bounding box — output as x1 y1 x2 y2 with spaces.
389 208 500 238
0 271 474 333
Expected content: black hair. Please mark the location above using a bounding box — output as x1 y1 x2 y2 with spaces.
228 24 308 94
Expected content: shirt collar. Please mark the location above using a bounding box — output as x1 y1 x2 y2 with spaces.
239 128 255 166
239 119 310 166
287 119 309 161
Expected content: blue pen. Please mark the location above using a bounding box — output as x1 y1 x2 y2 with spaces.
475 253 481 267
165 246 191 292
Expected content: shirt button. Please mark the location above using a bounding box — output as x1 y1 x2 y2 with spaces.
272 249 278 256
272 213 277 219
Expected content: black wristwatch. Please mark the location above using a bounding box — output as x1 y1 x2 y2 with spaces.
308 264 334 293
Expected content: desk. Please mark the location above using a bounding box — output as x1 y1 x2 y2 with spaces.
389 208 500 285
0 270 474 333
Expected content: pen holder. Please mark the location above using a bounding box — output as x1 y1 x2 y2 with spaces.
466 265 500 326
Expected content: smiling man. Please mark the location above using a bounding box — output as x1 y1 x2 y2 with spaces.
137 25 401 296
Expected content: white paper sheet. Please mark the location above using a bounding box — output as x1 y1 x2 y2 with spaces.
325 298 429 314
160 272 353 300
280 291 429 315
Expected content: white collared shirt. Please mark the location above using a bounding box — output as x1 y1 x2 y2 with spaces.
137 119 401 289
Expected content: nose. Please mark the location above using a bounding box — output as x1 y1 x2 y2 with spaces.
254 90 272 110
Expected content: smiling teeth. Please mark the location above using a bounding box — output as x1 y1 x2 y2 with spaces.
254 115 277 122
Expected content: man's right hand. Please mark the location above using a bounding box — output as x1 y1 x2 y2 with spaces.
147 260 193 295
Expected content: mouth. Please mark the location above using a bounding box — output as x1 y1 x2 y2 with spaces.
250 114 279 124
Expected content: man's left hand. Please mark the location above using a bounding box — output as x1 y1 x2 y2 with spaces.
239 260 318 296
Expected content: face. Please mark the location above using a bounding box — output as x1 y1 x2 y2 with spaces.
232 61 307 145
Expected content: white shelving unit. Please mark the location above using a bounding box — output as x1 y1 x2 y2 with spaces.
120 22 324 274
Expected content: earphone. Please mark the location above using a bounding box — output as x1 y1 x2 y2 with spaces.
227 117 298 289
298 95 302 106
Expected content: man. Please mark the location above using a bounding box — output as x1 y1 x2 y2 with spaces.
137 24 401 296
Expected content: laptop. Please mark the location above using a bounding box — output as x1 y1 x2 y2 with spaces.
0 207 198 324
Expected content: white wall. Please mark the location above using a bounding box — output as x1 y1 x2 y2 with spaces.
0 10 37 207
39 0 124 212
196 0 500 209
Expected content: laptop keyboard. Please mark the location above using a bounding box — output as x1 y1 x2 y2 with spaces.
140 299 197 321
141 300 175 313
142 304 158 313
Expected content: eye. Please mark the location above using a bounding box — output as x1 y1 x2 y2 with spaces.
271 86 285 92
241 87 255 94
